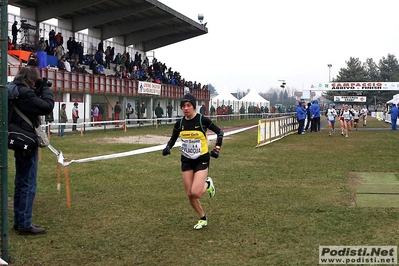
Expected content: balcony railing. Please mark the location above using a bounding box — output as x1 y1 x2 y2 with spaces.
7 65 210 101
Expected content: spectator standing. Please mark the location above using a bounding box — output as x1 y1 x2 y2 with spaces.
389 103 399 130
93 104 99 126
155 103 164 124
167 102 173 122
140 102 146 119
8 67 54 234
304 103 312 131
296 101 307 134
200 104 206 115
60 103 67 137
126 103 134 124
114 101 121 126
44 111 54 134
310 100 321 132
72 102 79 131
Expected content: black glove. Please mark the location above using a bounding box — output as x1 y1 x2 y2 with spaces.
162 146 170 156
34 78 49 96
34 79 45 95
210 149 219 158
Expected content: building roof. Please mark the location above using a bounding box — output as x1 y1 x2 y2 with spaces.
9 0 208 51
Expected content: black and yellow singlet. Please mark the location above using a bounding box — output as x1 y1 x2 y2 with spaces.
166 113 223 162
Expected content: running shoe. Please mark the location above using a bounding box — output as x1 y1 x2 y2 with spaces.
346 135 348 138
206 177 215 198
194 218 208 230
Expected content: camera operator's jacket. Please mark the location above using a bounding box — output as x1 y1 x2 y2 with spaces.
8 81 54 133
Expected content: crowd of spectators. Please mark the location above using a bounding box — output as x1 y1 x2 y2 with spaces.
9 22 209 91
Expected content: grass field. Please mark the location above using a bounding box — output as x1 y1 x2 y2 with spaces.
6 117 399 265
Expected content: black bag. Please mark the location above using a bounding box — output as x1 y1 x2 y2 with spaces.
8 123 38 152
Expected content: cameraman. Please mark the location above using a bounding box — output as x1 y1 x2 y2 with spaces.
11 21 20 44
8 67 54 235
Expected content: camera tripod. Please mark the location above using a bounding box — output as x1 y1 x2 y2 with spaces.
20 29 33 45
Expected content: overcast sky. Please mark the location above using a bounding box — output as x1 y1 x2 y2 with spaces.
155 0 399 94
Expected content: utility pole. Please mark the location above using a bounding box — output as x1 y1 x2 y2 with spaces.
327 64 332 82
0 0 10 262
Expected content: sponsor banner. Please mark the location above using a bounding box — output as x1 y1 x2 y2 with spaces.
334 96 367 102
319 246 397 265
303 82 399 91
138 81 161 95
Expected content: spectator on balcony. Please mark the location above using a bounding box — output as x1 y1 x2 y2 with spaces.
54 43 65 59
97 40 104 54
105 47 112 69
90 60 99 75
67 37 73 58
57 57 66 71
94 50 104 66
49 29 56 49
11 21 19 44
64 58 71 72
27 53 39 66
87 42 96 55
110 47 115 62
55 32 63 46
8 36 14 50
71 37 78 59
36 37 47 51
77 42 84 64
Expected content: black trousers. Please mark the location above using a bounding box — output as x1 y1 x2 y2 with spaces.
298 119 305 134
311 117 320 132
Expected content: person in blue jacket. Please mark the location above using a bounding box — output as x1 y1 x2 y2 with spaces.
296 101 307 134
310 100 321 132
389 103 399 130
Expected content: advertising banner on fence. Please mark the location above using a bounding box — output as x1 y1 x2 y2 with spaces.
334 96 367 102
303 82 399 91
138 81 161 95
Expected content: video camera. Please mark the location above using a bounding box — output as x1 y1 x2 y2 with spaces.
20 20 37 31
43 78 52 87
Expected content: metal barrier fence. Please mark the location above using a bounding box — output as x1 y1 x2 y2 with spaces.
257 115 297 147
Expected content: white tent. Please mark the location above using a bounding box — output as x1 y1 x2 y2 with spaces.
239 88 270 109
210 87 240 112
387 94 399 105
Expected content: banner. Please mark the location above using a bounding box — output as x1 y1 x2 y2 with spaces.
334 96 367 102
303 82 399 91
138 81 161 95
